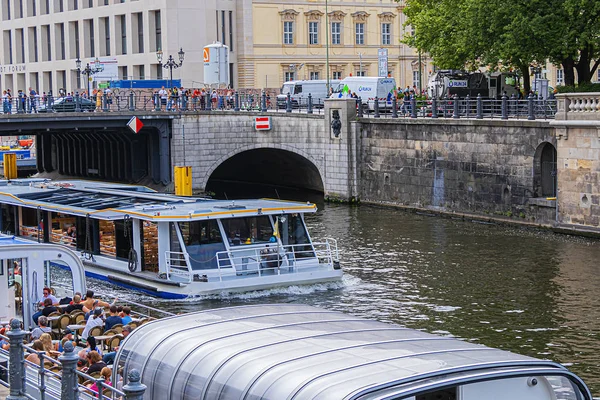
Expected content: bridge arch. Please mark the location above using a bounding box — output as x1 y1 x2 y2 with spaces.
204 145 325 196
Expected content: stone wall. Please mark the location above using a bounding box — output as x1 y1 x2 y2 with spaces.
358 118 556 223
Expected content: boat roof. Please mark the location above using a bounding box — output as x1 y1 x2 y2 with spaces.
0 235 37 247
113 304 580 400
0 179 316 221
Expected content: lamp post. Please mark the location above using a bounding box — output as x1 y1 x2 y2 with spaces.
156 48 185 89
75 57 102 97
325 0 330 93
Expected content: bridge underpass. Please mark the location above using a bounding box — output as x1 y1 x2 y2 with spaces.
205 148 324 199
0 113 172 186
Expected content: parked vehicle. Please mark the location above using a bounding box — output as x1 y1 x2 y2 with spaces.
331 76 397 111
427 70 521 99
277 80 340 109
38 96 96 113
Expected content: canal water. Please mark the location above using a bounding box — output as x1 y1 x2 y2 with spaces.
88 203 600 395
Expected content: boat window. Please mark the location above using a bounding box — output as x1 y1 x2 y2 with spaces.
75 216 99 254
221 216 273 246
19 207 42 239
50 212 76 247
142 221 159 272
44 260 74 301
114 220 132 260
177 220 225 270
278 214 314 259
99 220 116 257
0 204 17 234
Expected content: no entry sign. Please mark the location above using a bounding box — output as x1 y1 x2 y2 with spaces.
255 116 271 131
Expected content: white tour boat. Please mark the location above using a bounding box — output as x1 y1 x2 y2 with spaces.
0 179 342 299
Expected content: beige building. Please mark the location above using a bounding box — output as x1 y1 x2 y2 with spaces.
242 0 430 90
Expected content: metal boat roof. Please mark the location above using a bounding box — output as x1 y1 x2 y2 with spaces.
0 179 316 221
113 304 586 400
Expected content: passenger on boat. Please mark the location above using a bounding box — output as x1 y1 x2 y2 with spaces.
120 307 132 325
81 308 105 341
88 367 112 392
64 294 87 314
229 232 242 246
84 350 107 375
78 336 103 359
25 340 45 365
102 325 132 365
41 298 58 317
58 329 75 352
30 316 52 340
82 290 115 312
33 287 59 321
104 305 123 331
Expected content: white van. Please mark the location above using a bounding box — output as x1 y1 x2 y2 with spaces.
277 80 340 108
332 77 397 111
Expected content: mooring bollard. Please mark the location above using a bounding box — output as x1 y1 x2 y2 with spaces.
501 94 508 120
452 94 460 119
7 319 27 400
123 369 147 400
374 98 380 118
431 96 438 119
286 93 292 113
261 90 267 112
528 93 535 120
357 97 363 118
59 341 79 400
307 93 313 114
392 96 398 118
75 92 81 112
411 94 417 118
234 91 240 112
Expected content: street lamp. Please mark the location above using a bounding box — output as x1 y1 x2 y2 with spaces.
156 48 185 89
75 57 102 98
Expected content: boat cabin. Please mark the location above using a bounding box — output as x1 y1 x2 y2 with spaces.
0 235 86 329
113 304 594 400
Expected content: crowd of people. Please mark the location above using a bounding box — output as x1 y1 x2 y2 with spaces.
0 289 144 396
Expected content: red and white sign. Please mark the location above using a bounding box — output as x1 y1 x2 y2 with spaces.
127 116 144 134
255 116 271 131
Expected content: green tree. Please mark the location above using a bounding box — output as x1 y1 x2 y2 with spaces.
401 0 600 88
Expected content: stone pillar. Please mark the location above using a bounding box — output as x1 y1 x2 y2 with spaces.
58 341 79 400
323 99 358 202
123 370 147 400
7 319 27 400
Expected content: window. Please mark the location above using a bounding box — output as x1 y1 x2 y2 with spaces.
221 216 274 247
103 17 110 56
32 26 38 61
120 14 126 55
356 70 365 77
88 19 95 57
5 30 13 64
331 22 341 45
73 21 79 58
284 71 295 82
137 12 144 53
228 11 233 52
355 23 364 45
58 23 65 60
176 220 225 270
283 21 293 45
412 71 419 88
310 71 319 80
556 69 563 85
309 21 318 45
153 10 160 51
332 71 342 80
382 23 391 45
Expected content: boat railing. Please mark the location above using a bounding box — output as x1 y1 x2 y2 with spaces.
214 240 339 281
0 328 147 400
165 251 193 283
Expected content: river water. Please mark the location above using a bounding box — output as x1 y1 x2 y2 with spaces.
88 203 600 395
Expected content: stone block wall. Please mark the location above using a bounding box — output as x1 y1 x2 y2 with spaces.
358 118 555 221
555 127 600 229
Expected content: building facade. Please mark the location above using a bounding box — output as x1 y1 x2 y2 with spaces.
241 0 430 91
0 0 239 95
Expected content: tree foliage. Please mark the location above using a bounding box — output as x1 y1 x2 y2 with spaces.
401 0 600 89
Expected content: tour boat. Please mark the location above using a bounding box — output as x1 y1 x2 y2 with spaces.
0 179 342 299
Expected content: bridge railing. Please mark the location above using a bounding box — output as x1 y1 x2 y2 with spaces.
0 91 557 120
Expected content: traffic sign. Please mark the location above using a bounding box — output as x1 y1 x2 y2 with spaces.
127 116 144 134
255 116 271 131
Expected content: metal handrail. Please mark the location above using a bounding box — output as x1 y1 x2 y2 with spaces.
165 251 192 283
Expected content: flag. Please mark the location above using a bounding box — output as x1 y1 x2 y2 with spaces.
273 217 280 239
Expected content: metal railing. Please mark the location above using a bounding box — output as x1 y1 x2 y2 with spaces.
214 239 339 281
0 320 146 400
164 251 192 283
0 91 558 119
